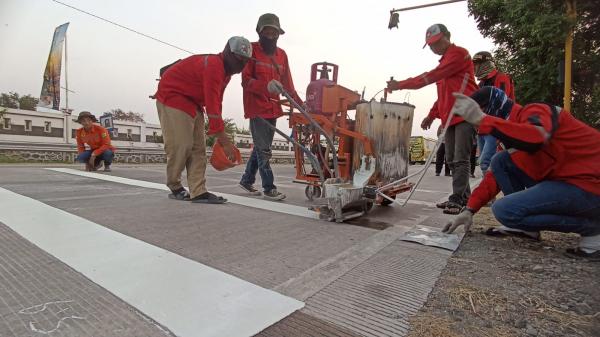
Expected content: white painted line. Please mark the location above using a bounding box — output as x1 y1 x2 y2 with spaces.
46 168 320 220
0 187 303 337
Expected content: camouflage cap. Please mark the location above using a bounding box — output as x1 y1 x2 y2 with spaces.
256 13 285 35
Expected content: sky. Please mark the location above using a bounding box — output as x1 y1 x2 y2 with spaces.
0 0 495 137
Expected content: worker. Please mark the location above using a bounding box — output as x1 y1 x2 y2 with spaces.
75 111 115 172
472 51 515 177
387 23 479 215
238 13 303 201
444 87 600 259
155 36 252 204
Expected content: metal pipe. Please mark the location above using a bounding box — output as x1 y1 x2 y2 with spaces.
257 117 325 186
390 0 466 13
277 89 340 178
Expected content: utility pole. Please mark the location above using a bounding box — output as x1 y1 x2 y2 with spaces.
563 0 576 111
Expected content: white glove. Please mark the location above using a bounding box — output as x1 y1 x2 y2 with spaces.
442 209 474 234
451 93 484 126
267 79 284 95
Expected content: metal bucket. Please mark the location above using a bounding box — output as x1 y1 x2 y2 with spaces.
352 101 415 184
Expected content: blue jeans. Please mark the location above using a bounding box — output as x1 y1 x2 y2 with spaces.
76 149 114 166
477 134 497 174
490 151 600 236
240 118 276 192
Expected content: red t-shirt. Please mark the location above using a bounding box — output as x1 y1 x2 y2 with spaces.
396 44 479 127
155 54 231 134
242 42 302 119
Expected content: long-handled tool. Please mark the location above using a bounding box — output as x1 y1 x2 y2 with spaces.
400 72 470 206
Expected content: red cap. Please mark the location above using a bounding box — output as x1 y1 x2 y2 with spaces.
423 24 449 48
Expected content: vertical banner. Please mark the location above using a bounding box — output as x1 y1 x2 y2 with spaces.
39 23 69 110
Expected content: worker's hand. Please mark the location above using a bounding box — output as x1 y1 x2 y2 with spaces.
442 208 474 234
421 115 434 130
386 79 399 92
267 79 284 95
216 132 237 161
88 155 96 167
451 93 484 126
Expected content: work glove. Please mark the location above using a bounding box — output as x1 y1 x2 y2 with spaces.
442 208 474 234
451 93 484 126
267 79 284 95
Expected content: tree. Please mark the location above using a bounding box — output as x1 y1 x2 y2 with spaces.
469 0 600 129
0 92 39 111
235 126 251 135
102 108 145 122
204 118 237 147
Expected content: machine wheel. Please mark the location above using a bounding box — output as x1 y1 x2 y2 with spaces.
380 194 396 206
305 185 322 201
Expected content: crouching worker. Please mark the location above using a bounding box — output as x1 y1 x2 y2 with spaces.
443 86 600 258
75 111 115 172
154 36 252 204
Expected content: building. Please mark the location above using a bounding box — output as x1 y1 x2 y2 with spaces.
0 107 294 163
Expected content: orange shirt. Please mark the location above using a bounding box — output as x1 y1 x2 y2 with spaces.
76 124 116 156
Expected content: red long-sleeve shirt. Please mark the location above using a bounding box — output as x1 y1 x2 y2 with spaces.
467 103 600 212
242 42 302 119
155 54 231 135
394 44 479 127
76 124 115 156
478 69 515 100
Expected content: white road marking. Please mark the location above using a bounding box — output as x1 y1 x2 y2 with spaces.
46 168 320 220
0 187 303 337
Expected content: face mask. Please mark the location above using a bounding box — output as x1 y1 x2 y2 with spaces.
259 35 278 55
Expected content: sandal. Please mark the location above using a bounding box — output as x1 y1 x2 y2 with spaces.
565 248 600 261
191 192 227 204
485 227 540 241
436 200 449 209
442 202 462 215
168 188 191 201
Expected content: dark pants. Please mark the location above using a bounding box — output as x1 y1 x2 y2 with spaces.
470 142 477 175
435 143 451 175
445 121 476 205
76 150 114 166
240 118 276 192
490 151 600 236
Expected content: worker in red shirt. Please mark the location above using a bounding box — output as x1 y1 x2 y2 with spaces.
472 51 516 177
155 36 252 204
238 13 303 201
444 87 600 259
387 23 479 214
75 111 115 172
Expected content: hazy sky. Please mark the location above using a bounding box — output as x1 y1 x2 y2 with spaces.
0 0 494 137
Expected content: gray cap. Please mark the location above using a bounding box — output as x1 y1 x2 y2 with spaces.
227 36 252 58
256 13 285 35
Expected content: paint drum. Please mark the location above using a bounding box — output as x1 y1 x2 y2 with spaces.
352 101 414 184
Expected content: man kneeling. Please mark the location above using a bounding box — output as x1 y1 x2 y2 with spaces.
75 111 115 172
444 87 600 258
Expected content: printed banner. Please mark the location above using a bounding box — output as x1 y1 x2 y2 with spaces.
39 23 69 110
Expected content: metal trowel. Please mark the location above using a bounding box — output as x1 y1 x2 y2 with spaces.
353 155 376 187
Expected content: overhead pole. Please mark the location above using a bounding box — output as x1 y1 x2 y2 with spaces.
388 0 467 29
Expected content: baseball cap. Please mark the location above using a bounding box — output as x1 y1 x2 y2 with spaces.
256 13 285 35
473 51 493 63
227 36 252 58
423 24 449 48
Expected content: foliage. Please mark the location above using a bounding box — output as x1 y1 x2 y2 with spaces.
204 117 237 147
0 92 39 111
469 0 600 128
101 108 145 122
